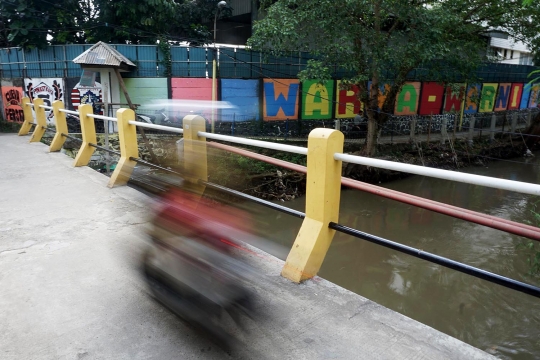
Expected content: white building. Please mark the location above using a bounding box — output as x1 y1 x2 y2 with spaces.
487 31 534 65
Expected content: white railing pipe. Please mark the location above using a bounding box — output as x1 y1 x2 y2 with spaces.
88 113 117 122
128 120 184 134
198 131 308 155
334 153 540 196
38 105 53 110
59 109 79 116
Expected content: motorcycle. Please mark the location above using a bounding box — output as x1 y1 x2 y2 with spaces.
141 188 255 349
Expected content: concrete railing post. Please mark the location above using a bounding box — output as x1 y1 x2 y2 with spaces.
511 113 518 134
29 98 47 143
182 115 208 195
490 114 497 141
108 108 138 188
50 100 68 152
73 104 97 167
18 97 34 136
440 117 448 144
282 128 344 283
468 116 476 145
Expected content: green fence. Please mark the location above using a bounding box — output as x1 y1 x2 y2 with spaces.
1 44 538 82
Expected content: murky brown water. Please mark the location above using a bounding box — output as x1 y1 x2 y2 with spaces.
246 155 540 359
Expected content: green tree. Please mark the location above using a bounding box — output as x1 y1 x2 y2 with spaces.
1 0 231 48
248 0 540 156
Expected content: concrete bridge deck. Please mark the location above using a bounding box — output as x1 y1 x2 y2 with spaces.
0 133 495 360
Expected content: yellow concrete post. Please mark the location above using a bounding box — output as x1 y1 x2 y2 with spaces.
73 104 97 167
18 97 34 136
49 100 68 152
30 98 47 143
281 128 344 283
108 108 138 188
182 115 207 194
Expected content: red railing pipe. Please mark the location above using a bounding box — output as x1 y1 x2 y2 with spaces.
208 141 540 241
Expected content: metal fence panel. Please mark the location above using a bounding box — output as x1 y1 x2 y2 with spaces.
1 44 539 82
24 49 41 78
134 46 159 77
218 48 236 78
171 47 189 77
189 48 207 77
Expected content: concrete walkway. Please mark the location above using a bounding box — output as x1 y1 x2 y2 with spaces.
0 133 495 360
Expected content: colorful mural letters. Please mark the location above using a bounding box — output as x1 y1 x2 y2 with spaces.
478 83 498 113
263 79 300 121
443 84 465 113
301 80 334 120
8 77 538 126
494 83 511 111
464 83 481 114
1 86 24 123
520 83 532 110
528 84 540 108
508 83 524 110
395 82 420 115
335 81 361 118
419 82 444 115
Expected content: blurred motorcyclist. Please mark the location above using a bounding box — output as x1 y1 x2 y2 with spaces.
142 187 255 349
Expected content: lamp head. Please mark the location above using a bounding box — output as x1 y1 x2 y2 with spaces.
217 1 227 8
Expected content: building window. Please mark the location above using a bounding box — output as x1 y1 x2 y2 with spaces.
520 54 533 65
504 49 508 58
510 50 514 59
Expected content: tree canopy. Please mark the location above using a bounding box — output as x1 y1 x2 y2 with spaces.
248 0 540 156
0 0 231 48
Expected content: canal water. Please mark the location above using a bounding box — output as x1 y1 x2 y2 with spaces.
246 154 540 359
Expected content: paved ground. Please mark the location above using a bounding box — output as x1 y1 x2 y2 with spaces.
0 133 495 360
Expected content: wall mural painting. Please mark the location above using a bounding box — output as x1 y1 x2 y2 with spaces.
478 83 499 113
335 81 361 119
520 83 532 110
301 80 334 120
418 82 445 116
370 82 393 110
23 78 65 123
464 83 481 114
394 82 421 116
71 81 103 115
263 79 300 121
443 84 465 114
528 83 540 108
2 86 24 123
494 83 511 111
508 83 524 110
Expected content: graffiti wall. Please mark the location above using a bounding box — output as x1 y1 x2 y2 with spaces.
71 81 103 115
301 80 334 120
263 79 300 121
23 78 65 123
6 77 539 126
335 81 361 118
2 86 24 123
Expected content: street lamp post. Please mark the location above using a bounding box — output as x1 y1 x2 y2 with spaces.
212 1 227 133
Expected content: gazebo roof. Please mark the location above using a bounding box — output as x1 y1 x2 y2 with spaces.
73 42 136 70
